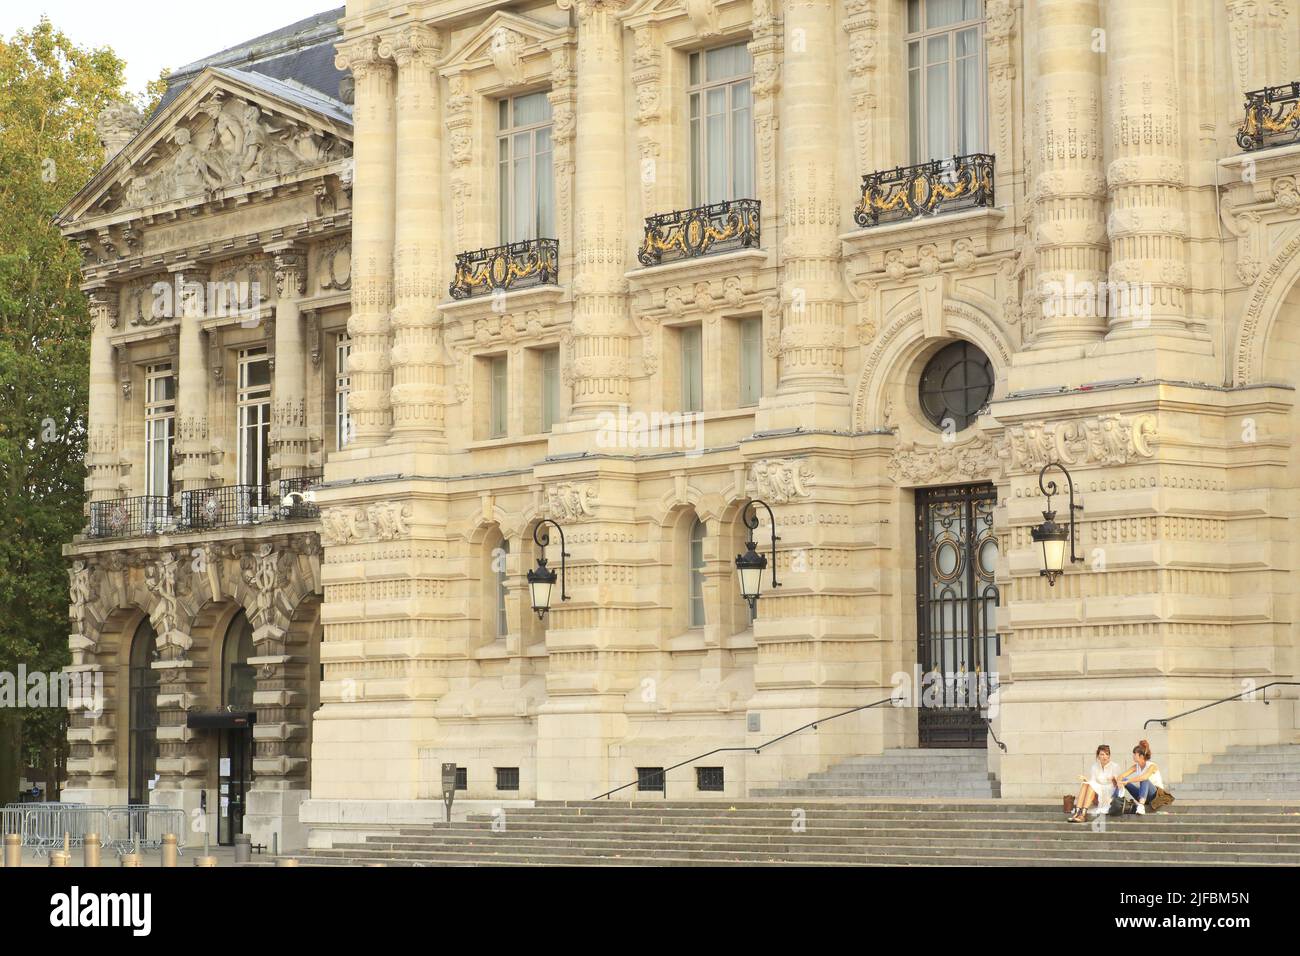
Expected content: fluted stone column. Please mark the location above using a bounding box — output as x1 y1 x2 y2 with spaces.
1031 0 1108 346
380 24 447 444
563 0 632 419
271 247 308 477
174 265 210 492
335 37 397 445
85 288 120 502
774 0 845 405
1105 0 1189 337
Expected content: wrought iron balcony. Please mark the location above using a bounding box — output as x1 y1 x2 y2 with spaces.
180 484 275 531
87 496 174 539
449 238 559 300
637 198 761 267
278 474 322 520
854 153 995 228
1237 81 1300 151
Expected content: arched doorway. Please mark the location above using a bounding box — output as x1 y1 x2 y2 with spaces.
127 620 160 806
218 612 255 845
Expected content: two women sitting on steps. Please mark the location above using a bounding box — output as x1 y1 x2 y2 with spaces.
1068 740 1170 822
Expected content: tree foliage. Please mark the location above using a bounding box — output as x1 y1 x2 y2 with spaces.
0 19 130 801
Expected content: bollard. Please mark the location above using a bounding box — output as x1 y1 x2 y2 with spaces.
161 833 178 868
84 833 101 869
120 853 142 867
275 857 299 867
234 833 251 864
194 856 218 867
50 833 71 868
4 834 21 869
271 831 278 857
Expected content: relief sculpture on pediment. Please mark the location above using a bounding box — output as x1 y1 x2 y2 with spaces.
113 93 349 211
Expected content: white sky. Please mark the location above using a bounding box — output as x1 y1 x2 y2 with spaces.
0 0 339 99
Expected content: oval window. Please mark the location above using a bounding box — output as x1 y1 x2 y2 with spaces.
918 341 994 432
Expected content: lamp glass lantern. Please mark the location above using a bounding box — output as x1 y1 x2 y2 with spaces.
734 541 768 612
1031 511 1070 585
526 560 557 619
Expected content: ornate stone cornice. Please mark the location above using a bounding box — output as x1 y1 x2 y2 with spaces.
334 36 392 78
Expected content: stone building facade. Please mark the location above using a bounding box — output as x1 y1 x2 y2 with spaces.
61 0 1300 849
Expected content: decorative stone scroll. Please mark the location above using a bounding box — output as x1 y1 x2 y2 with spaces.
546 482 599 520
887 436 1002 486
750 458 815 503
999 414 1157 473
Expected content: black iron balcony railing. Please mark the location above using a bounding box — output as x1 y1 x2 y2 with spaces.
87 496 174 539
854 153 995 228
278 474 322 520
1237 81 1300 151
449 238 559 300
180 484 275 531
637 198 761 267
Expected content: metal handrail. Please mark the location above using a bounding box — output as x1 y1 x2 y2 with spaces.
985 718 1007 753
593 694 900 801
1142 682 1300 729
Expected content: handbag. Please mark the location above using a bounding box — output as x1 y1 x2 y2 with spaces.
1148 787 1175 812
1064 794 1076 813
1108 793 1126 816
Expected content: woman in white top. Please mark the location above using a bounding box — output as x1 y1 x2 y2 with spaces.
1116 739 1163 815
1068 744 1120 823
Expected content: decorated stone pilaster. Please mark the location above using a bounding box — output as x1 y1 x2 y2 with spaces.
379 24 448 445
560 0 633 419
63 559 119 802
270 246 309 476
334 37 397 446
145 552 206 795
85 289 121 503
770 0 846 424
1029 0 1108 346
174 264 212 492
1104 0 1190 337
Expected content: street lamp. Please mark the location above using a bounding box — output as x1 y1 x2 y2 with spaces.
734 499 780 616
527 518 569 619
1030 462 1083 586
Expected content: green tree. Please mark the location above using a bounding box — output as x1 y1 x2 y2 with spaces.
0 19 129 803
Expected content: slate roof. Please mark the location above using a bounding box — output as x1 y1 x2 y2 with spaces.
153 7 348 117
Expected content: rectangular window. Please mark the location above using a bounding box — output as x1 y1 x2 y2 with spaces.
689 43 755 206
237 348 271 492
680 325 703 413
335 333 351 451
489 354 509 438
738 317 762 407
498 91 555 244
906 0 985 165
144 363 175 499
495 767 520 791
455 767 468 791
696 767 724 792
541 347 561 432
637 767 665 792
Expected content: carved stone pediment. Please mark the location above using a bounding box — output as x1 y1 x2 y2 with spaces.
439 10 572 81
67 69 353 223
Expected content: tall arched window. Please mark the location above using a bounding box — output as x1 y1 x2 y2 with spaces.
127 620 159 806
222 613 255 711
689 517 707 627
482 529 510 643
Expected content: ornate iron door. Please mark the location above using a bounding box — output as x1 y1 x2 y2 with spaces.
915 484 1000 748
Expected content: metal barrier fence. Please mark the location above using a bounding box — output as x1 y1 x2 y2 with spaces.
2 803 183 857
105 806 187 856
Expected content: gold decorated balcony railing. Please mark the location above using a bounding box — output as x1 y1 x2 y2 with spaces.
854 154 995 228
1237 81 1300 151
637 198 761 267
448 238 559 300
84 476 322 539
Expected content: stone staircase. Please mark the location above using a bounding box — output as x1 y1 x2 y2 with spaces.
750 748 999 798
257 800 1300 867
1175 743 1300 799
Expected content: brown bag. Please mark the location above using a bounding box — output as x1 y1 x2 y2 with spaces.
1148 787 1175 812
1063 794 1076 813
